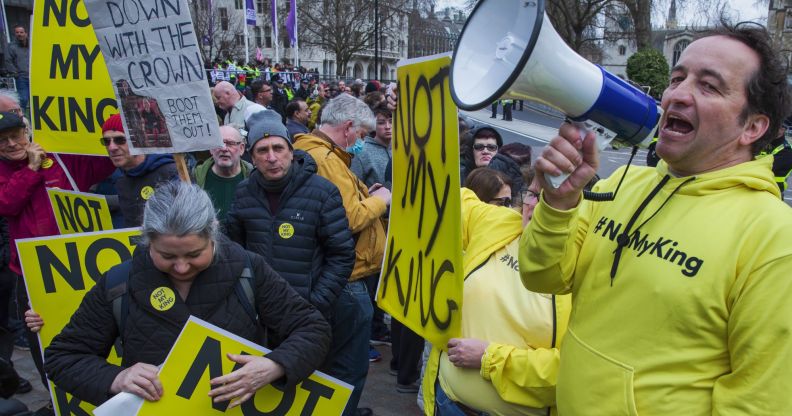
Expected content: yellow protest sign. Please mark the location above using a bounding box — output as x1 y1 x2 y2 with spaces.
16 228 140 415
30 0 117 155
377 54 463 349
138 317 352 415
47 188 114 234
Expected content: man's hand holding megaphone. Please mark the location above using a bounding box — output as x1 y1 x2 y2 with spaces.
535 123 600 210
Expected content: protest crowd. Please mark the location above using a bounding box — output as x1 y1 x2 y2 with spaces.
0 3 791 416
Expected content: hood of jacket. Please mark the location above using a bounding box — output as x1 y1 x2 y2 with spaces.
193 157 254 187
460 188 523 275
652 156 780 198
124 154 174 178
293 130 352 167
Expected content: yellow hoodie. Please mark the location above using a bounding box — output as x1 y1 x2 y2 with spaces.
293 131 387 280
423 189 571 416
520 157 792 415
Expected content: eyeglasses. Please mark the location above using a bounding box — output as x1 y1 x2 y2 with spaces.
473 143 498 152
490 197 512 207
223 140 244 147
100 136 127 146
260 88 272 94
0 134 26 148
521 189 540 204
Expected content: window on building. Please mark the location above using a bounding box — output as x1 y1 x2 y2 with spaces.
256 0 265 14
255 27 262 47
235 0 242 9
220 7 229 30
785 10 792 30
265 26 272 48
618 45 626 56
236 34 244 46
672 40 690 66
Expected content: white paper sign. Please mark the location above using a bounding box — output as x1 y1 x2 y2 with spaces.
84 0 222 154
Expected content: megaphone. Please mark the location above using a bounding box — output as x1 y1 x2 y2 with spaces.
450 0 662 188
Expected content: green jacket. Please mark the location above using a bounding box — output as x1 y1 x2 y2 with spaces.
192 158 254 188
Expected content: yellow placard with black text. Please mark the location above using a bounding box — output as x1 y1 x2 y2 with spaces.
30 0 117 155
47 188 114 234
16 228 140 415
137 317 352 416
377 54 463 349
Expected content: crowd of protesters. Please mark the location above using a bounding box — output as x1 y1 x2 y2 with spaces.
1 18 792 416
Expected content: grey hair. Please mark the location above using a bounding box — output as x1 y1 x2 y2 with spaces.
0 89 19 104
140 182 219 245
320 94 376 131
219 125 243 142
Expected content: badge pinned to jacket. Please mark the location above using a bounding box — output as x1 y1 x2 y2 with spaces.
151 287 176 311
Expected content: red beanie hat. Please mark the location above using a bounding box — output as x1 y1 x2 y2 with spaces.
102 114 124 133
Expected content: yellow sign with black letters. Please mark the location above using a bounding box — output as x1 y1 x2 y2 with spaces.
377 54 463 349
47 188 114 234
30 0 117 155
16 228 140 415
137 317 352 415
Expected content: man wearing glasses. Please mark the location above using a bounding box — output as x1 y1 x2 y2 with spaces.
251 80 274 110
192 126 253 221
0 109 115 392
100 114 178 227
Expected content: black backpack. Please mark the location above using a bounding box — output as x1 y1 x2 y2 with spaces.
104 254 258 353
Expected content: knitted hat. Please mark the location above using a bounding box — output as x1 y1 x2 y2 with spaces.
246 110 291 149
365 81 381 94
102 114 125 133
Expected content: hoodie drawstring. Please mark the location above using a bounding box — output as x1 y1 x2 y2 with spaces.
609 175 695 285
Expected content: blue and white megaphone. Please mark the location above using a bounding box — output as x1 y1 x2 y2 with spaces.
450 0 662 188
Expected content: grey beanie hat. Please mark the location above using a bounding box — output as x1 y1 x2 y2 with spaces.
246 110 291 149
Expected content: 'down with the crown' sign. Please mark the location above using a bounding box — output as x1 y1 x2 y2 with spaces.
30 0 118 155
47 188 114 234
83 0 221 154
376 54 463 349
133 317 352 415
16 228 139 416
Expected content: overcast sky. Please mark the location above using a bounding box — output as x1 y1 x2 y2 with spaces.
435 0 768 25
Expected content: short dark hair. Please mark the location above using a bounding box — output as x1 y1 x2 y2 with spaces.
371 104 392 120
250 79 271 96
285 99 306 118
465 167 512 204
702 20 792 154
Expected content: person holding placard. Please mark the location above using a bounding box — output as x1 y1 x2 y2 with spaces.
43 182 331 407
0 108 115 386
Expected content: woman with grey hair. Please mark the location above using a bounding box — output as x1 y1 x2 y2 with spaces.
40 182 331 408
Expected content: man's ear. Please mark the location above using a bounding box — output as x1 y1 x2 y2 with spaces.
739 113 770 147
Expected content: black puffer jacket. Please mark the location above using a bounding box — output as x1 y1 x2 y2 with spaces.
226 151 355 319
44 235 331 405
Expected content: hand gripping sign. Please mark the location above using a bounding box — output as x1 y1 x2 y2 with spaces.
134 317 352 415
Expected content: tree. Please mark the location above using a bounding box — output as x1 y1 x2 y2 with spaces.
190 0 247 64
619 0 653 50
626 48 669 99
546 0 614 52
297 0 409 76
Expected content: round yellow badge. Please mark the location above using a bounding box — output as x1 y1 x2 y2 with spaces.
140 186 155 200
41 158 54 169
279 223 295 239
150 287 176 311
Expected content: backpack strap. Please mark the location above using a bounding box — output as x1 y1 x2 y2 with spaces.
234 252 257 323
105 260 133 336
